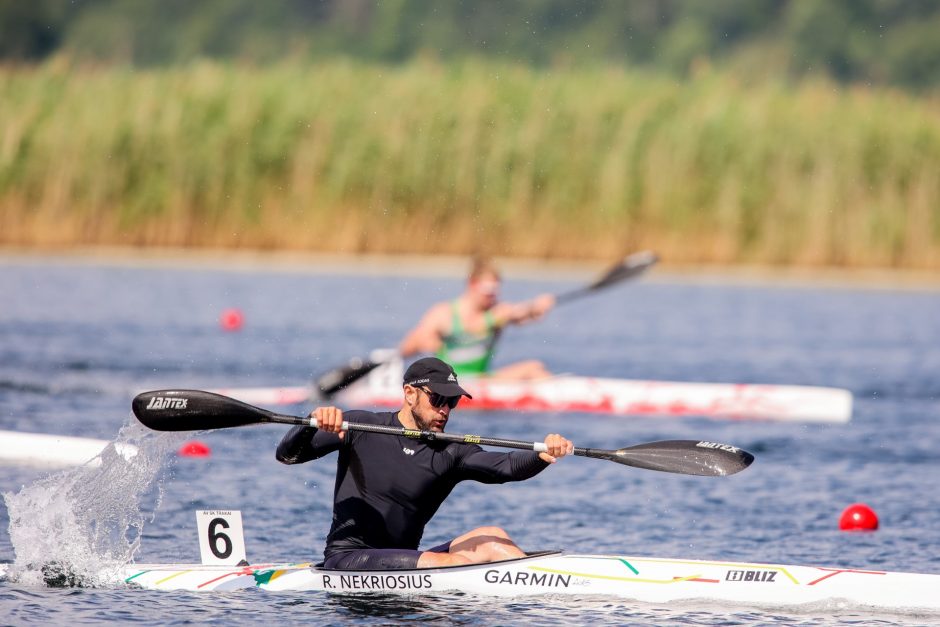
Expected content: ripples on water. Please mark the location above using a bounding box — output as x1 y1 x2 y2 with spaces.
1 257 939 625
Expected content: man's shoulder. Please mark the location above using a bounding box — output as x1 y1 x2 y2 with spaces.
480 302 513 328
424 300 453 320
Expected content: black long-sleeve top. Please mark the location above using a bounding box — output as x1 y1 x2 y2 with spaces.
276 410 549 559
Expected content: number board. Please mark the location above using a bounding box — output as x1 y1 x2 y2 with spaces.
196 510 247 565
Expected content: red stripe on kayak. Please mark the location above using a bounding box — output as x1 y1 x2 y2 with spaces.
807 568 886 586
196 567 256 589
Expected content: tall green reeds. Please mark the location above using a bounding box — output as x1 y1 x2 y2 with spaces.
1 59 939 267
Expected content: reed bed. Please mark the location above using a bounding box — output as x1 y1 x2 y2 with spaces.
1 59 939 268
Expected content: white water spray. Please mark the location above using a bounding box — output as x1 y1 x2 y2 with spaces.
3 419 188 587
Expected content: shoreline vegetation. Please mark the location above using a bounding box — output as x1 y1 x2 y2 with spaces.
1 59 939 269
3 246 938 292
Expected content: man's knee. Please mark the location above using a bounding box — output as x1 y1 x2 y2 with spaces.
417 551 470 568
468 525 513 540
494 360 550 380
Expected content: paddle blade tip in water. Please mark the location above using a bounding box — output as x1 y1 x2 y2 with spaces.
315 358 382 397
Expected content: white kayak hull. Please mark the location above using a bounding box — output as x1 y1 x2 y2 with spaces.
0 430 138 468
218 361 852 424
8 552 937 612
340 370 852 424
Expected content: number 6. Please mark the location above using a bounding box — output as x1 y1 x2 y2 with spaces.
208 517 233 559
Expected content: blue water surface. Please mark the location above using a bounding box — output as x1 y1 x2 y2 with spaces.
1 254 939 625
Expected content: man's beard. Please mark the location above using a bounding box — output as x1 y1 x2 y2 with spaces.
409 406 442 432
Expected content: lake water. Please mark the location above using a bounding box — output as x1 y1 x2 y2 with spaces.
1 255 939 625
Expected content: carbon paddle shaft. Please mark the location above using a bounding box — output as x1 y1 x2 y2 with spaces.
347 425 752 476
132 389 753 477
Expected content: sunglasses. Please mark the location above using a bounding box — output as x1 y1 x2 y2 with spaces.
419 387 461 410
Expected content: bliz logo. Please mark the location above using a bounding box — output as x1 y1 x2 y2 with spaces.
726 570 776 582
145 396 188 410
696 441 740 454
402 447 415 456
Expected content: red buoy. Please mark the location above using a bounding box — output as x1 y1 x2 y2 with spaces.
839 503 879 531
178 441 212 458
220 308 244 331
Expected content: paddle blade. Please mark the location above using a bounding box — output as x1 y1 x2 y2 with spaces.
315 358 382 398
133 389 277 431
556 250 658 304
588 250 658 291
588 440 754 476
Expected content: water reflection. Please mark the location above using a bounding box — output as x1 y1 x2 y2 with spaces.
326 591 475 621
1 261 938 626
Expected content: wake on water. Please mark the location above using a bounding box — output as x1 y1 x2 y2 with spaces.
2 419 188 587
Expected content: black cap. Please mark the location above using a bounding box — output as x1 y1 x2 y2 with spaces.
403 357 472 399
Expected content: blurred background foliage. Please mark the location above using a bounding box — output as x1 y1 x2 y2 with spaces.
1 0 939 268
4 0 940 90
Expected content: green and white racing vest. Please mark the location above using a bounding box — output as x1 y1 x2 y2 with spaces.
435 300 501 376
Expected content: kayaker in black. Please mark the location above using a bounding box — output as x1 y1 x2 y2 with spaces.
276 357 573 570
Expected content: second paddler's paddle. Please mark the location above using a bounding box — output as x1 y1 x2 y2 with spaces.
314 250 659 397
553 250 658 304
133 389 753 477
